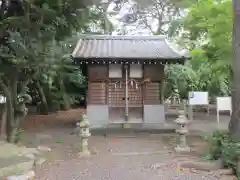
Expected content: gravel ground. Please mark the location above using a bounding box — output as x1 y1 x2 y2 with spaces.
20 109 229 180
29 129 218 180
36 154 218 180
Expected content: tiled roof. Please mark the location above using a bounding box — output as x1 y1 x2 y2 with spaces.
72 35 189 60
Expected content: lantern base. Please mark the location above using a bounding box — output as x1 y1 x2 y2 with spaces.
122 123 131 128
78 151 91 157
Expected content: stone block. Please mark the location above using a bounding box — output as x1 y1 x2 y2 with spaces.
178 159 223 171
214 169 234 176
219 175 238 180
0 157 34 178
7 170 35 180
37 146 51 152
174 146 190 153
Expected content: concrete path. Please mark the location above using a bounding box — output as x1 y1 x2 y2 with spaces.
166 113 229 135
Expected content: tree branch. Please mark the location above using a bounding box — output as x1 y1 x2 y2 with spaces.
141 17 155 34
0 0 6 21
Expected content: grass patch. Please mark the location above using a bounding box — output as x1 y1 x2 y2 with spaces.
55 138 64 143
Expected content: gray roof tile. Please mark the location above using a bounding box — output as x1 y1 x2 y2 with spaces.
72 35 189 60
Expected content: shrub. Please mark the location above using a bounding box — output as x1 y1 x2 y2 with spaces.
204 130 240 175
15 129 24 143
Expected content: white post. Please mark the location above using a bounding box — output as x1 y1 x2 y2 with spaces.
216 97 220 127
188 105 193 121
207 105 210 116
216 109 220 126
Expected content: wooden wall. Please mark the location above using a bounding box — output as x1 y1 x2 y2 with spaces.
87 64 165 105
143 64 164 81
143 64 164 104
88 65 108 105
88 65 108 81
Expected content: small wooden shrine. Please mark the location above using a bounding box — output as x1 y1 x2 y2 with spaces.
72 35 188 128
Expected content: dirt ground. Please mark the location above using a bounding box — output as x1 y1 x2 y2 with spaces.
22 108 229 134
32 131 216 180
22 108 85 131
18 108 221 180
17 108 230 180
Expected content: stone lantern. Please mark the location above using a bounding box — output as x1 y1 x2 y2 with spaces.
79 114 91 155
175 103 190 152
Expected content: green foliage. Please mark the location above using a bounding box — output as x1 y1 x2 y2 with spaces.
0 0 99 141
165 49 231 99
204 130 230 160
184 0 232 57
204 130 240 173
165 0 232 99
30 34 86 109
15 129 24 143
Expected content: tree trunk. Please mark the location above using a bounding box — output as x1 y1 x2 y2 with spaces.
62 92 71 110
59 79 71 110
0 73 29 143
5 91 16 143
0 80 16 142
229 0 240 138
35 81 49 114
104 13 113 34
0 104 7 138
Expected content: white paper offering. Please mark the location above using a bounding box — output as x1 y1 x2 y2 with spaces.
129 64 143 78
109 64 122 78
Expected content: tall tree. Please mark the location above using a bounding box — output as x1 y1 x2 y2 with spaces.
138 0 184 35
0 0 91 142
229 0 240 138
164 0 232 100
89 1 114 34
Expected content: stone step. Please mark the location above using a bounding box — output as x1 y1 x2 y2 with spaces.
0 141 46 178
0 142 38 159
0 156 34 178
90 123 177 136
6 171 35 180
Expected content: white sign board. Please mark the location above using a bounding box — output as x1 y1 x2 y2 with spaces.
109 64 122 78
217 97 232 112
216 97 232 124
188 91 209 105
0 95 6 104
